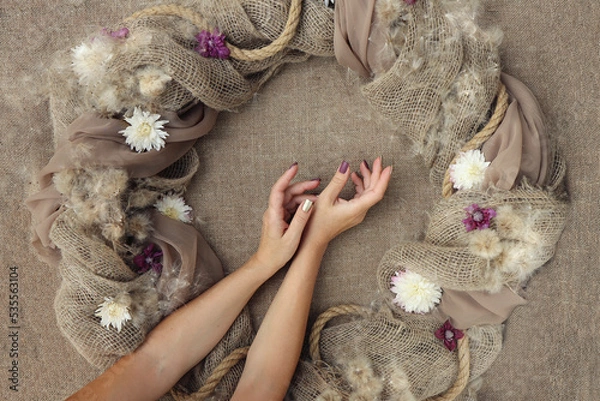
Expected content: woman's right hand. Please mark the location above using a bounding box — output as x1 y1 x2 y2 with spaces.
252 163 318 275
302 157 392 249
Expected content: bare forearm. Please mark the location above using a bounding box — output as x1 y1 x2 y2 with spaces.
69 256 273 401
232 242 327 400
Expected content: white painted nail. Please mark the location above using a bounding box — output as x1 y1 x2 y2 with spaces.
302 199 314 212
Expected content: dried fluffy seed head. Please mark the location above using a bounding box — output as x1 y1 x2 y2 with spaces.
71 199 101 225
494 242 538 282
137 66 172 98
495 205 526 240
128 287 160 327
125 213 153 243
482 265 505 293
345 357 376 387
468 229 502 260
126 189 160 210
95 84 122 114
102 222 124 242
344 357 384 400
376 0 404 27
71 37 115 87
53 169 78 196
386 365 412 393
92 168 129 198
316 388 343 401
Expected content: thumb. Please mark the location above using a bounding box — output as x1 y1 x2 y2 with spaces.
285 199 314 241
320 160 351 203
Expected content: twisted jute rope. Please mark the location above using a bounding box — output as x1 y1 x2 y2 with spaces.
125 0 302 62
171 346 250 401
309 305 471 401
441 82 509 199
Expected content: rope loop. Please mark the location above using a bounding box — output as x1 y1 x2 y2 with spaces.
171 346 249 401
309 304 472 401
125 0 303 62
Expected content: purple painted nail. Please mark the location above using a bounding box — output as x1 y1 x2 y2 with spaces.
339 161 349 174
311 177 321 181
363 159 370 170
289 162 298 169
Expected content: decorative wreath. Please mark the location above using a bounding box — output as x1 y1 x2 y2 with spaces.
26 0 568 400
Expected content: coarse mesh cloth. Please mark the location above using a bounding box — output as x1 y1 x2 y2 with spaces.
43 0 334 396
56 0 335 117
287 179 567 400
288 308 503 401
360 0 501 185
38 0 568 399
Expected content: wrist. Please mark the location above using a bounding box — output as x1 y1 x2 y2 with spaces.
298 238 329 258
247 253 281 280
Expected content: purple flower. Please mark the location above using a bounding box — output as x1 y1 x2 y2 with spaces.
133 243 163 274
195 30 230 59
435 320 464 351
102 27 130 39
462 203 496 232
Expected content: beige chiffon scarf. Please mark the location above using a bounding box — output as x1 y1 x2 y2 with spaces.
26 103 224 306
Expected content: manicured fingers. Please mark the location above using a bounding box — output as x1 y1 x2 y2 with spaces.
282 179 320 207
351 172 365 195
268 163 299 209
320 160 352 203
358 163 392 206
284 193 318 216
285 198 314 242
359 159 372 188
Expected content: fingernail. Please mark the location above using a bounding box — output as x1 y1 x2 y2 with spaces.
311 177 321 182
302 199 313 212
289 162 298 169
338 161 349 174
363 159 370 170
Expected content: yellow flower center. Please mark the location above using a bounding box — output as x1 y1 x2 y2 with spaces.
163 206 179 220
107 304 125 318
137 122 152 137
466 164 482 177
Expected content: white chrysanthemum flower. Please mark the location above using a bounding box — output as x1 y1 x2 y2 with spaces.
120 108 169 152
449 149 490 190
155 195 193 223
390 270 442 314
95 296 132 332
71 38 115 87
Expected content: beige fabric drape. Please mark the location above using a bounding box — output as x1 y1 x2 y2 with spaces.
26 103 217 259
26 103 223 307
483 73 549 190
434 286 527 330
334 0 395 77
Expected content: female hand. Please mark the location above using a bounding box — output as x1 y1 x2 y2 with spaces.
303 157 392 248
252 163 319 274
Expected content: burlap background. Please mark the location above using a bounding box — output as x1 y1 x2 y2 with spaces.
1 0 598 399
